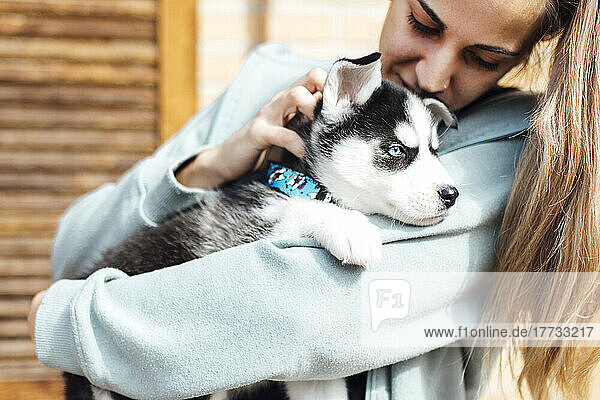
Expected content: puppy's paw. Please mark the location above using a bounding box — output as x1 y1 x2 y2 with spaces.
315 210 382 268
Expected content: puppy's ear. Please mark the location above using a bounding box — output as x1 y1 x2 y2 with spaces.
322 52 382 120
423 98 458 129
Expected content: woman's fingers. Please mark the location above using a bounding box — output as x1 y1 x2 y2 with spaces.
254 69 329 157
281 86 321 122
263 126 306 159
260 68 328 124
261 86 319 124
277 68 327 122
247 118 304 157
292 67 328 94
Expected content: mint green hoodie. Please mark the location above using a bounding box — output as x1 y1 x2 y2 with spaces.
35 43 535 400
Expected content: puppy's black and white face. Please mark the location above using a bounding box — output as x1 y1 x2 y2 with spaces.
309 53 459 226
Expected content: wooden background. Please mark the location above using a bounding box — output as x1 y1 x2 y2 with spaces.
0 0 161 389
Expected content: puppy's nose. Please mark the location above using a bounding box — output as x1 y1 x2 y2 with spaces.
438 185 459 208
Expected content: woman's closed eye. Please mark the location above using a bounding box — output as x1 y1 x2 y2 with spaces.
407 12 441 37
407 12 501 72
468 51 500 71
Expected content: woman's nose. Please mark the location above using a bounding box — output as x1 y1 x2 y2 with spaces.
415 47 457 94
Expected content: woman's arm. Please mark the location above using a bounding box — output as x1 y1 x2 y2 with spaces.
34 134 527 399
50 58 326 281
49 95 221 280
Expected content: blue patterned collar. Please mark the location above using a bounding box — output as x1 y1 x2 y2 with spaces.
264 161 333 203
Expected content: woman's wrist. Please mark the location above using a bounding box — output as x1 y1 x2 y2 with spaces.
175 146 229 189
28 289 47 344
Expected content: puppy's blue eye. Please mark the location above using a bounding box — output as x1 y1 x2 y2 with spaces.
388 145 406 157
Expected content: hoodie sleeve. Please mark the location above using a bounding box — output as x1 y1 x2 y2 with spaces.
35 132 527 399
49 94 223 281
49 42 329 282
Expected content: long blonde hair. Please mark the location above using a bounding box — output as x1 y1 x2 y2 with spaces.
492 0 600 398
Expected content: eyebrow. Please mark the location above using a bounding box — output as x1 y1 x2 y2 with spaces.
417 0 522 57
418 0 447 30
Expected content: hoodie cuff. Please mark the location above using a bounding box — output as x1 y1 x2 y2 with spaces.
34 278 86 376
141 145 215 224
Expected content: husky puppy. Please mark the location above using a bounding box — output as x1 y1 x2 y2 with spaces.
63 52 458 400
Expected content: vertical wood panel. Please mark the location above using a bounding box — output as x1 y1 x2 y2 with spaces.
159 0 197 141
0 0 162 383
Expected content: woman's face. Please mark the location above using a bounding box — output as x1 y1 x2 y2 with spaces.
379 0 541 110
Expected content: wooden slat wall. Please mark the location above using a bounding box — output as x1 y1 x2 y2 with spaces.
0 0 159 382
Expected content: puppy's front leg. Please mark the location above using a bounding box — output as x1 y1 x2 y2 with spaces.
264 197 382 268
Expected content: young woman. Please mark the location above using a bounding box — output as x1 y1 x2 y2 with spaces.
29 0 598 399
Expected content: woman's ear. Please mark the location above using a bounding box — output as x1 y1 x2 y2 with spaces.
423 98 458 129
321 52 382 121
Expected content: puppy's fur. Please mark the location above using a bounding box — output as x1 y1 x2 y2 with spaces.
63 53 458 400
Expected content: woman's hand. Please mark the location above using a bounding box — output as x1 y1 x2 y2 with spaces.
28 289 47 344
176 67 328 189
